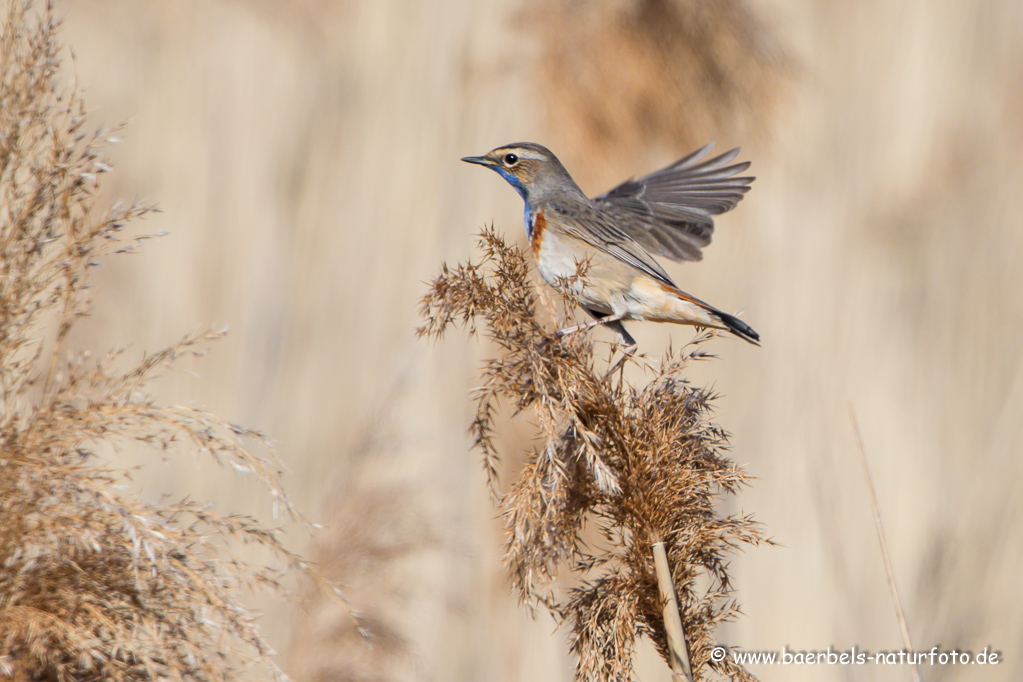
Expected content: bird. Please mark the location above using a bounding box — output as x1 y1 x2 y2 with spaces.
461 142 759 346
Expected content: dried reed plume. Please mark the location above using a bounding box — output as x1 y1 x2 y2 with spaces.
0 3 324 680
536 0 791 175
419 228 766 681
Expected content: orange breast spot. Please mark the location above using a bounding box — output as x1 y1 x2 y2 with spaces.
530 209 546 258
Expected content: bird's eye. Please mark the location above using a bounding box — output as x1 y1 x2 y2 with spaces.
503 153 519 166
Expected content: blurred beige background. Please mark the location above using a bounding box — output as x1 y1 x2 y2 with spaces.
58 0 1022 680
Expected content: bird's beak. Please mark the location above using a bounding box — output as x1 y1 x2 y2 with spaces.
461 155 491 167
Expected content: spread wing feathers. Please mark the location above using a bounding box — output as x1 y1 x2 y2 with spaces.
547 200 677 289
592 143 754 263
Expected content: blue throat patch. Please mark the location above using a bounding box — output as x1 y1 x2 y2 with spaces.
494 167 528 202
491 167 531 237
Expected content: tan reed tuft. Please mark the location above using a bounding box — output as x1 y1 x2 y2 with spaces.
0 4 329 679
419 228 767 681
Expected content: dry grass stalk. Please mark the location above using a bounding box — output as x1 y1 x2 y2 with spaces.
0 3 328 680
849 406 922 682
419 228 766 681
653 540 693 681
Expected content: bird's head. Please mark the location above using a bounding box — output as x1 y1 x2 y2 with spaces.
462 142 583 203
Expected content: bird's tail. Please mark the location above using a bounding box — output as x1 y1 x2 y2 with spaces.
710 308 760 345
667 285 760 345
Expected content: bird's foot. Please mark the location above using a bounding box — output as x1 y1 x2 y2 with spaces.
557 312 627 338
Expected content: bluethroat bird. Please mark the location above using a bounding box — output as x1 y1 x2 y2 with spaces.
462 142 759 346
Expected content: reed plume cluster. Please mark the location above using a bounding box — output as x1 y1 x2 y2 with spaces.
419 228 765 681
0 4 319 680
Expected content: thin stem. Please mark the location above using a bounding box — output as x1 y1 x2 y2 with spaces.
653 540 693 682
849 404 921 682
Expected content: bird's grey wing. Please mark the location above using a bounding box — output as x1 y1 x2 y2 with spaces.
546 200 677 289
592 144 754 263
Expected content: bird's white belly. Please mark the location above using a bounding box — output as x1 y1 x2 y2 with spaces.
534 232 717 326
534 231 640 316
534 230 585 284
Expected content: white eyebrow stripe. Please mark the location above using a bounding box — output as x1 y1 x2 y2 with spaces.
498 148 546 161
